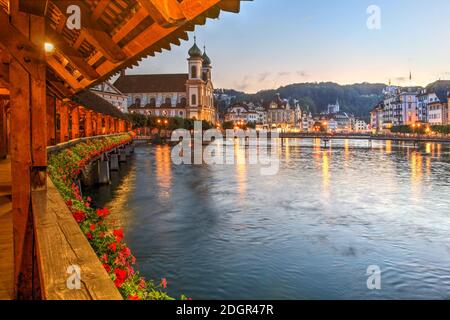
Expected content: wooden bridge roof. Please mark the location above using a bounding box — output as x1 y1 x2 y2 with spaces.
72 90 129 120
0 0 246 99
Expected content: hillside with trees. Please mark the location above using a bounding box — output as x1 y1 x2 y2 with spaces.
217 83 387 116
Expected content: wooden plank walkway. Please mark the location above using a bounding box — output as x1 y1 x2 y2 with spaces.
0 158 12 300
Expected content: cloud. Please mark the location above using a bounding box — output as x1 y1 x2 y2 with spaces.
234 75 252 91
296 70 309 78
278 71 291 77
258 72 271 82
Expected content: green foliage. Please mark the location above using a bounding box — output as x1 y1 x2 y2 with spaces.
222 121 235 130
431 125 450 135
219 82 386 116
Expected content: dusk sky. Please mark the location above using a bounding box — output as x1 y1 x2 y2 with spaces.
125 0 450 93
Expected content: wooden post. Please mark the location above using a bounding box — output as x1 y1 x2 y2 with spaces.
46 96 56 146
0 98 7 158
92 112 97 136
104 115 110 135
71 106 80 140
8 0 46 299
109 117 114 134
97 113 103 135
114 119 119 133
85 111 93 137
59 101 69 143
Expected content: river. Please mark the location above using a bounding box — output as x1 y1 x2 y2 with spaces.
88 139 450 299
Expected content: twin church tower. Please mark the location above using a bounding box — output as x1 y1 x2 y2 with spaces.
114 38 216 123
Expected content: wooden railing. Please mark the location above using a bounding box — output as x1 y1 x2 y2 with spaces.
31 179 122 300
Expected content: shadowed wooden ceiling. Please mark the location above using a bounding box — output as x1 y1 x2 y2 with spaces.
0 0 245 98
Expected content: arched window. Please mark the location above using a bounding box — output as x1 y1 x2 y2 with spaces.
135 97 141 107
149 97 156 107
165 97 172 107
191 94 197 106
191 66 197 79
180 97 187 106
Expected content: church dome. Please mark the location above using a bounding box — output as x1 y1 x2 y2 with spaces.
188 41 202 58
202 48 211 67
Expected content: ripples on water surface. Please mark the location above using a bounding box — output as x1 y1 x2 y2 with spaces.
88 139 450 299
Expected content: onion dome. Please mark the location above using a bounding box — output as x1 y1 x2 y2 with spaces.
202 46 211 67
188 38 202 58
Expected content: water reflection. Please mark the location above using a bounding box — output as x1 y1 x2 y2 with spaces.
155 145 172 200
91 139 450 300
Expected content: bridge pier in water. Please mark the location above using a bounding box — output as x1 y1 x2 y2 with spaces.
98 155 111 185
110 153 120 171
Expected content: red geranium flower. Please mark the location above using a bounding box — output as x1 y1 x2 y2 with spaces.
114 268 127 288
86 232 93 240
160 278 167 289
108 242 117 252
65 199 73 207
113 229 124 243
103 264 111 273
128 294 140 300
89 224 96 231
120 246 131 258
96 207 110 217
72 211 86 223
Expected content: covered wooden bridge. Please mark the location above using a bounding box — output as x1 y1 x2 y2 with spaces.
0 0 245 300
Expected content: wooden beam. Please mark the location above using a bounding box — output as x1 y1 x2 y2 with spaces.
218 0 241 13
49 0 127 63
137 0 186 27
85 110 93 137
81 29 127 64
45 28 100 81
0 9 43 80
70 106 79 140
9 24 34 301
91 0 110 21
46 95 56 146
58 100 69 143
18 0 47 16
30 14 47 168
46 56 83 90
0 61 9 86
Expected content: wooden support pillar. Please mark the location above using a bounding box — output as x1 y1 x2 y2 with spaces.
8 0 47 299
109 117 114 134
59 101 69 143
46 96 56 146
71 106 80 140
97 113 104 135
104 115 110 135
85 111 93 137
114 119 119 133
92 112 97 136
0 98 8 158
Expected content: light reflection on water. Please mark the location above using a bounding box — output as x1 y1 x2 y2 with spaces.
88 139 450 300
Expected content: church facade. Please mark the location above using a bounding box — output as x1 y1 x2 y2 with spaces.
114 41 216 123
